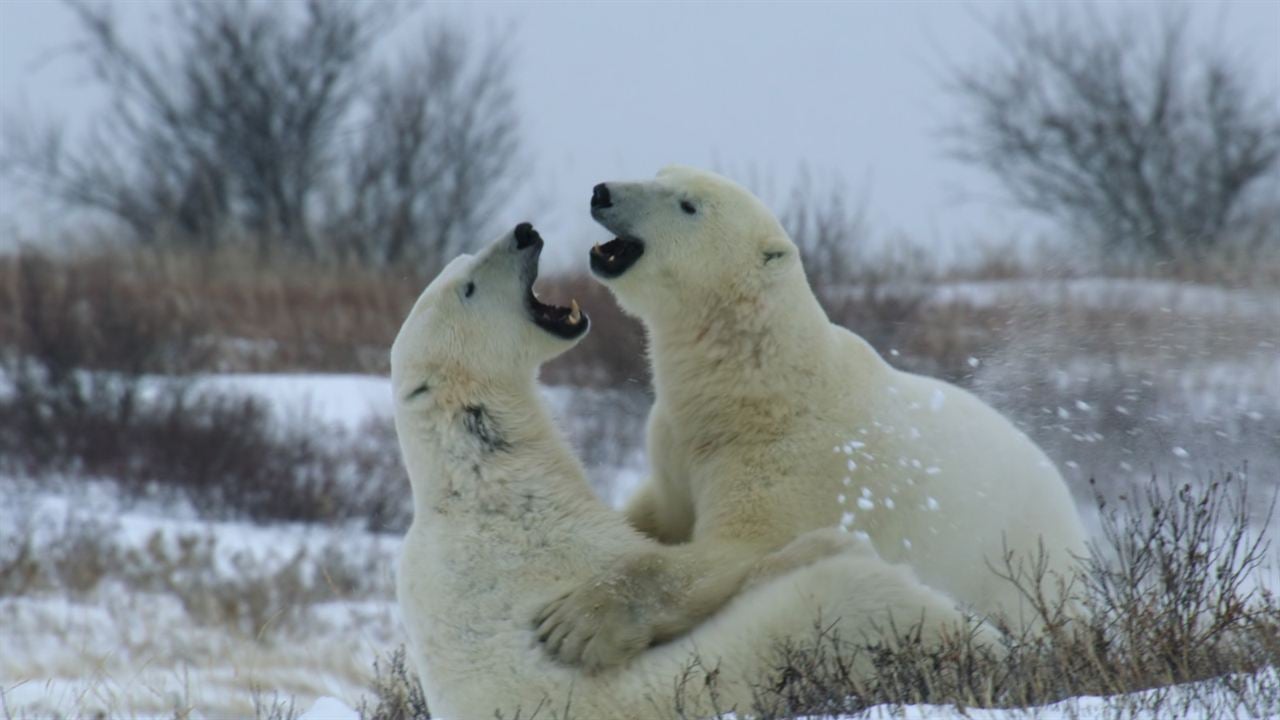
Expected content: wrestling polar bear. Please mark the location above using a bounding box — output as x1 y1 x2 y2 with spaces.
536 167 1088 670
392 223 984 719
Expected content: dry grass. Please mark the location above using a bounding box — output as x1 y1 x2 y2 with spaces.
0 502 392 635
360 647 432 720
0 246 419 375
4 242 1273 384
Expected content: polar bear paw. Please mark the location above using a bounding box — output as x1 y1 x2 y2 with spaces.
534 582 654 673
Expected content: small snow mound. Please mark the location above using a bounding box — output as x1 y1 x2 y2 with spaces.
299 697 360 720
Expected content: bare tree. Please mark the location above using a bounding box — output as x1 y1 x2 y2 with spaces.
778 170 870 288
332 24 521 271
2 0 521 264
949 6 1280 259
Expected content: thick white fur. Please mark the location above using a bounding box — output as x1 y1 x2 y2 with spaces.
588 167 1089 629
391 228 985 719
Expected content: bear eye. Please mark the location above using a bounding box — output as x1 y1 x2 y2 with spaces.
464 281 476 298
680 200 697 215
405 382 430 401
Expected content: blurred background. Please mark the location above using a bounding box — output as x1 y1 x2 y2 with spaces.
1 0 1277 716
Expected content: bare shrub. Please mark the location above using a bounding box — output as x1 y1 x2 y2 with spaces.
777 170 872 289
360 646 432 720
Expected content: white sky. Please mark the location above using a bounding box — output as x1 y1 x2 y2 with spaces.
2 0 1277 270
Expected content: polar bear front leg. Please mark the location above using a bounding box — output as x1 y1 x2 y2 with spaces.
621 480 693 545
746 527 873 586
533 541 762 672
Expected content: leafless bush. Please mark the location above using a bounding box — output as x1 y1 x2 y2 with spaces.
949 5 1280 260
333 24 521 273
360 646 432 720
1 0 519 264
777 170 872 288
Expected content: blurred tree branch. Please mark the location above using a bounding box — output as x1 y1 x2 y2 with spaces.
1 0 521 268
948 6 1280 260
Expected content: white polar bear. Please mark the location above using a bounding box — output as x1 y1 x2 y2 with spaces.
536 167 1088 670
391 223 988 720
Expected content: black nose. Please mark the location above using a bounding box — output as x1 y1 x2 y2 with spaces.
514 222 540 249
591 183 612 210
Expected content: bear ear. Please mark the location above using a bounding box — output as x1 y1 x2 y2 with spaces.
761 245 793 269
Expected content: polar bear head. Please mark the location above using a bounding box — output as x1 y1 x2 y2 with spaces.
587 165 802 318
390 222 588 408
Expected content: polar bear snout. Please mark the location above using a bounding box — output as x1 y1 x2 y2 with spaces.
590 183 612 210
513 222 542 251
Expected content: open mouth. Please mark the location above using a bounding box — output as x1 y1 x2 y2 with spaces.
589 237 645 278
522 237 589 340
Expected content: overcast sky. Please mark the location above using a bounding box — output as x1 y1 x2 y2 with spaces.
2 0 1277 269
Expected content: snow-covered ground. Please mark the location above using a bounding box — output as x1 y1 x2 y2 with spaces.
296 668 1279 720
3 286 1278 718
0 478 401 717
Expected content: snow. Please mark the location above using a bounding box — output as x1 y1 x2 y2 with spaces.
197 372 393 428
297 670 1278 720
0 480 402 718
930 388 946 412
300 696 362 720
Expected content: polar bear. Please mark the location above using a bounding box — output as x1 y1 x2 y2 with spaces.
392 222 989 719
535 167 1088 670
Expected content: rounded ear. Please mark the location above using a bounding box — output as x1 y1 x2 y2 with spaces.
760 242 796 276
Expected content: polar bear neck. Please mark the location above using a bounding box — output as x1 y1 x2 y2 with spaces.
646 272 837 399
396 380 598 524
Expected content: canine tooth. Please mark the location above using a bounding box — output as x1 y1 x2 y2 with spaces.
568 299 581 324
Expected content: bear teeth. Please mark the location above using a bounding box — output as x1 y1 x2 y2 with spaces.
568 300 581 324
